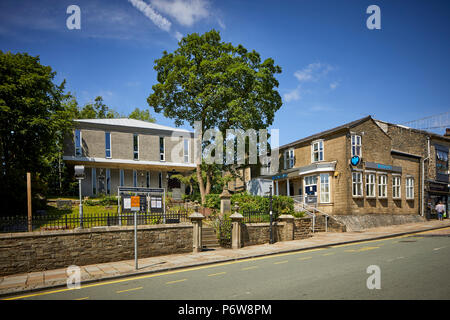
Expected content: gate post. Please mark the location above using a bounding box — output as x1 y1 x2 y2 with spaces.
230 203 244 249
278 214 295 241
189 202 205 253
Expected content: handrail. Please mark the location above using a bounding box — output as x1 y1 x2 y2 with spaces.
292 198 316 233
300 202 330 233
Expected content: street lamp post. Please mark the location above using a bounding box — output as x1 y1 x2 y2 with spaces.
74 165 85 228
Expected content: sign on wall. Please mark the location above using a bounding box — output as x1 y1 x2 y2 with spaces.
365 161 402 173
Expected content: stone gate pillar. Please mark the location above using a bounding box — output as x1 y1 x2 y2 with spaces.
189 202 205 253
220 188 232 218
230 203 244 249
278 214 295 241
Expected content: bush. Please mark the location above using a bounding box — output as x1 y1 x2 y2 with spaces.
272 195 294 216
205 193 220 209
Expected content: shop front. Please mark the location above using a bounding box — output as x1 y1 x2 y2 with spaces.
426 181 449 219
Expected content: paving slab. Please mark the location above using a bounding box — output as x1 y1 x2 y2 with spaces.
1 219 449 297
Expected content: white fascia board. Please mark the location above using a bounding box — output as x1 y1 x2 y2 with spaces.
63 156 196 168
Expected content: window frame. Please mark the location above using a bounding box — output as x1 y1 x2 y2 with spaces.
351 134 362 158
74 129 82 157
133 134 139 160
392 175 401 199
311 140 324 163
92 168 97 195
406 177 414 200
183 138 190 163
160 137 165 161
284 148 295 169
320 173 330 203
378 174 387 198
352 171 363 197
133 170 137 187
106 169 111 195
158 172 163 188
105 132 111 159
365 173 376 198
120 169 124 187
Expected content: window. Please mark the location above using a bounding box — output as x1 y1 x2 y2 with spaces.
436 149 449 177
351 135 362 157
352 172 362 197
133 134 139 160
133 170 137 187
304 175 318 196
184 138 189 163
284 148 294 169
392 176 401 199
92 168 97 195
160 137 165 161
105 132 111 158
120 169 124 187
406 177 414 199
146 171 150 188
320 173 330 203
75 129 82 157
158 172 163 188
365 173 376 198
378 175 387 198
106 169 111 195
312 140 324 162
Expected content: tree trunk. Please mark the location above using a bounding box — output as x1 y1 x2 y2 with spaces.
196 164 206 205
205 167 212 195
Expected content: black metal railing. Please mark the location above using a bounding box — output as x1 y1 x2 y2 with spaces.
0 209 190 233
242 211 272 223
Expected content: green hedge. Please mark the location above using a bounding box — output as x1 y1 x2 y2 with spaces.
202 192 295 217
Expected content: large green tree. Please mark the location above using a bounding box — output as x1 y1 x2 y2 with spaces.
148 30 282 204
0 51 72 215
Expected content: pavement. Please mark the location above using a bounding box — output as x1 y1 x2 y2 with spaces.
1 219 450 298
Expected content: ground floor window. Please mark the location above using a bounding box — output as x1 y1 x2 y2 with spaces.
106 169 111 195
352 172 362 197
304 175 318 196
133 170 137 187
120 169 124 186
92 168 97 195
378 175 387 198
406 177 414 199
393 175 401 199
320 173 330 203
366 173 376 198
146 171 150 188
158 172 163 188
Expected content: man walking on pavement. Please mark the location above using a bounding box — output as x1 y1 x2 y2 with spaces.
435 201 446 221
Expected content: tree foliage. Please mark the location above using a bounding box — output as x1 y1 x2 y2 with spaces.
148 30 282 204
0 51 72 215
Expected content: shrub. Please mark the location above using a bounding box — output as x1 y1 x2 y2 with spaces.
272 195 294 216
205 193 220 209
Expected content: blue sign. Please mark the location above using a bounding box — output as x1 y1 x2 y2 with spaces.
351 156 361 166
272 173 287 180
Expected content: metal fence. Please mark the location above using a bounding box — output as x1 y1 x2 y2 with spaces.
0 209 190 233
242 211 272 223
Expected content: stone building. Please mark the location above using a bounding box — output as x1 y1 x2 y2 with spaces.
63 118 196 197
270 116 449 218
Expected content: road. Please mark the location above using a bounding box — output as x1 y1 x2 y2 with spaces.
5 227 450 300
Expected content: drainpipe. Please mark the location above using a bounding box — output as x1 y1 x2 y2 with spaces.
421 136 430 217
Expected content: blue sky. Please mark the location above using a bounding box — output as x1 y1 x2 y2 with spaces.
1 0 449 145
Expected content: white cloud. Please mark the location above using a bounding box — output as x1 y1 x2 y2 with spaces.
330 81 339 90
174 31 183 41
150 0 210 26
294 62 333 83
284 87 301 103
128 0 172 32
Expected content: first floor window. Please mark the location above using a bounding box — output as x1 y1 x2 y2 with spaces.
351 134 362 157
312 140 324 162
160 137 165 161
105 132 111 158
133 170 137 187
75 129 82 157
366 173 376 197
284 148 294 169
406 177 414 199
393 176 401 199
120 169 124 186
92 168 97 195
133 134 139 160
184 138 190 163
352 172 362 197
320 173 330 203
378 175 387 198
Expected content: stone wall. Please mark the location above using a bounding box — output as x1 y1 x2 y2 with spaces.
293 217 313 240
332 214 425 232
0 224 193 276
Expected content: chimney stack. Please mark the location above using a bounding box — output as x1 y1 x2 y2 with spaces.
445 128 450 137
